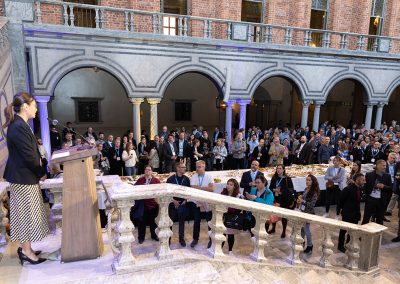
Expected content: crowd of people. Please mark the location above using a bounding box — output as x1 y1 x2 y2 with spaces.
45 120 400 254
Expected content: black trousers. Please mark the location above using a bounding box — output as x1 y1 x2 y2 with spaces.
362 196 385 225
190 202 212 241
135 206 159 241
214 159 223 171
338 215 359 249
233 158 245 170
222 234 235 251
325 185 340 214
168 202 187 240
99 209 107 228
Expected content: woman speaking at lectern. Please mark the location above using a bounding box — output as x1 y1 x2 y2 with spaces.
3 92 48 265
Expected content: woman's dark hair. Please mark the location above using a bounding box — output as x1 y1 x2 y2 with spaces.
272 164 286 179
3 92 35 128
307 174 320 199
222 178 240 197
255 175 268 187
350 161 362 177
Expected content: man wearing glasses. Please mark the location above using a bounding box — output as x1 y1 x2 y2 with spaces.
166 161 191 247
189 160 215 248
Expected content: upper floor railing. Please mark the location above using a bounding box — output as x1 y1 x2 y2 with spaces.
33 0 400 55
107 182 386 275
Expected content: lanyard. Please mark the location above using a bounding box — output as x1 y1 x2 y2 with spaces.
198 175 205 187
276 177 284 188
174 175 184 185
145 177 152 185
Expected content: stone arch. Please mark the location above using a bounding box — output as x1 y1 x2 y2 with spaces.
385 76 400 100
158 63 225 97
248 69 308 101
322 73 373 102
40 56 135 97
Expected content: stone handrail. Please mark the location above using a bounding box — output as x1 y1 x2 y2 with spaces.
107 182 386 275
0 17 9 55
34 0 398 54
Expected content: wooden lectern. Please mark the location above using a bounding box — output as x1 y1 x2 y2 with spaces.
51 146 104 262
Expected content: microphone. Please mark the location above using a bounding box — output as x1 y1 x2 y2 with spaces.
48 117 93 147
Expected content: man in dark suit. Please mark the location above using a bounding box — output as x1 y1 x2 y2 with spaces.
365 141 385 164
240 160 264 197
175 132 190 164
361 159 393 225
102 134 114 156
351 140 367 164
108 139 124 176
295 136 312 165
163 134 179 173
212 127 223 146
337 173 366 253
251 139 268 167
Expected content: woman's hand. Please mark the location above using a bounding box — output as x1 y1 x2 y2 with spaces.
40 175 47 182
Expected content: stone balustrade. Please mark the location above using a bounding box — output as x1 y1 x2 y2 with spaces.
0 17 9 56
107 182 386 275
34 0 399 54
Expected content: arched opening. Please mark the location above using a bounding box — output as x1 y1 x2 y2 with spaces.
49 67 130 135
156 72 222 132
247 76 304 129
383 85 400 124
321 79 367 128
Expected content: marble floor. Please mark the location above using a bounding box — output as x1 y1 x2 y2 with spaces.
0 205 399 284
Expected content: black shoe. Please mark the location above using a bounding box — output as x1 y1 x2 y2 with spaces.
179 239 186 247
338 247 346 253
151 236 159 242
302 241 305 248
17 247 41 256
18 250 46 266
138 239 144 244
207 238 212 249
281 232 286 239
383 217 390 222
221 241 225 248
392 236 400 242
303 245 313 254
385 212 392 216
267 229 276 234
190 239 198 248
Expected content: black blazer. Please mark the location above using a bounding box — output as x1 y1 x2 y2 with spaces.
240 170 264 195
296 142 312 165
337 184 362 221
365 171 393 202
365 148 385 163
163 142 179 161
251 146 268 167
3 115 44 184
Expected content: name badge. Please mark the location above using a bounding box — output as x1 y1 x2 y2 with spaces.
117 157 121 161
371 158 375 163
300 204 305 211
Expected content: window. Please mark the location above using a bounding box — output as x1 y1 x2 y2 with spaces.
368 0 386 50
175 102 191 121
72 97 103 123
162 0 187 36
241 0 263 42
310 0 329 47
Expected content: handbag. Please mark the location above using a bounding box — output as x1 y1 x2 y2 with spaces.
223 212 244 230
266 203 281 224
326 180 334 189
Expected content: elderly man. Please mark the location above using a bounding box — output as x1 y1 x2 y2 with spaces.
318 137 333 164
189 160 215 248
268 136 285 166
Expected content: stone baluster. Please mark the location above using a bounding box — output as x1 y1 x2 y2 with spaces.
95 8 100 28
345 231 360 270
155 196 173 260
207 204 227 259
178 17 183 36
372 37 379 52
183 17 188 36
208 20 213 38
152 14 157 33
63 4 69 26
288 220 304 264
99 9 105 29
357 35 365 51
50 188 63 233
340 33 348 49
250 212 268 262
112 199 136 273
227 22 232 39
0 192 9 245
69 5 75 27
284 28 292 45
129 12 134 32
304 30 311 46
203 20 208 38
266 26 273 43
319 227 334 268
124 11 129 31
36 1 42 24
247 24 252 42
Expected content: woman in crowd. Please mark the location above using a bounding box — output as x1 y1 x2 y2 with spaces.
122 142 138 176
347 160 362 185
148 140 160 173
213 138 227 171
282 138 291 166
3 92 48 265
297 174 320 254
221 179 243 254
245 175 274 237
267 164 296 238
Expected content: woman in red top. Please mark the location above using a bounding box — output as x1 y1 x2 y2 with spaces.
133 165 160 244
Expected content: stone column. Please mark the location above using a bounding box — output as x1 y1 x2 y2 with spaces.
364 103 374 130
312 101 323 132
301 100 311 128
374 102 385 130
35 96 51 158
238 100 251 130
147 98 161 140
225 101 234 149
130 98 144 144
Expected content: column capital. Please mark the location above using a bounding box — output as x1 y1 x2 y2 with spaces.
35 95 51 103
130 98 144 105
302 100 311 107
313 100 325 106
236 99 251 106
147 98 161 105
376 101 387 107
364 101 377 107
226 100 235 107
